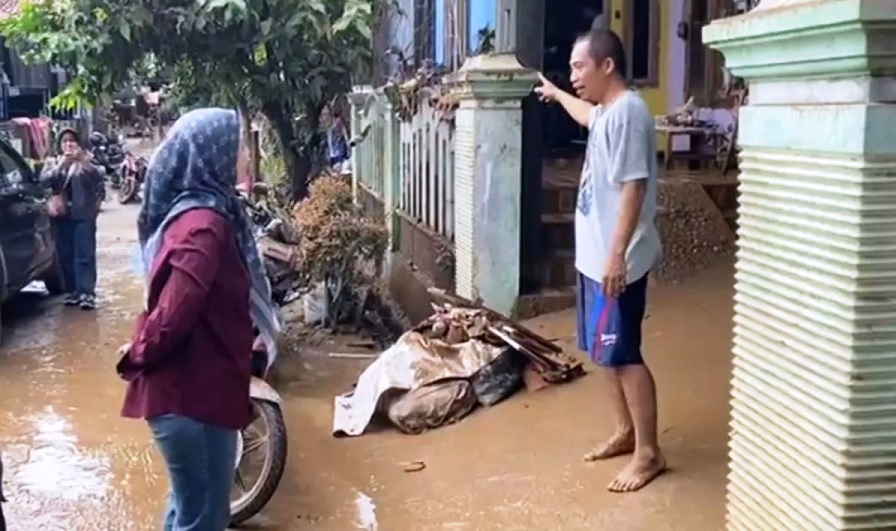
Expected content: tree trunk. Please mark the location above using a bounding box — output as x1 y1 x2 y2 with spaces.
284 143 313 200
262 99 331 201
237 102 256 188
263 102 313 200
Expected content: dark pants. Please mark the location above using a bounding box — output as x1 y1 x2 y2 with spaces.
576 273 649 367
149 414 237 531
56 218 97 296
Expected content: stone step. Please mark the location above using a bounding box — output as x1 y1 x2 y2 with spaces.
541 212 575 224
521 248 576 291
541 188 577 215
516 286 577 320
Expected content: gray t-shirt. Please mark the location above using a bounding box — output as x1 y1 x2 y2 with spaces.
575 90 662 284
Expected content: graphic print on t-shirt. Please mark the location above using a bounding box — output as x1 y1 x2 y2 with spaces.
577 156 593 216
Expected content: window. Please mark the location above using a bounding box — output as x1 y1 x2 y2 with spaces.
0 142 24 190
434 0 445 63
413 0 435 66
419 0 494 70
468 0 496 54
624 0 660 87
433 0 469 71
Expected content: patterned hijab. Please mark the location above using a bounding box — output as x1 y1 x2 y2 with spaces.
137 108 280 364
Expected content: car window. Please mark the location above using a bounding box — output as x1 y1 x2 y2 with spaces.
0 143 30 186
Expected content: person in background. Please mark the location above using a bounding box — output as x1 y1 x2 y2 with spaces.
116 108 280 530
42 128 103 310
326 108 349 171
535 29 665 493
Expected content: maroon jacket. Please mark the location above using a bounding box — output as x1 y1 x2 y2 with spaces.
119 208 254 430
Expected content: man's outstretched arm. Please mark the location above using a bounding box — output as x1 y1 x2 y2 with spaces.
553 90 596 127
534 73 595 127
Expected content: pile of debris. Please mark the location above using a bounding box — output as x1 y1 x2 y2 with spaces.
655 178 736 281
656 96 708 128
417 302 583 384
332 297 584 437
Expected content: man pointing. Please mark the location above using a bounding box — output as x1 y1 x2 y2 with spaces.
535 28 665 492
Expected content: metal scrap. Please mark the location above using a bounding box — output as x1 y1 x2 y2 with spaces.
420 289 585 384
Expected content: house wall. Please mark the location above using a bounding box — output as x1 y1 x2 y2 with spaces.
664 0 735 152
609 0 668 120
667 0 687 113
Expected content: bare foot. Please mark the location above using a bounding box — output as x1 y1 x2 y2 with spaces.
582 431 635 461
607 452 667 492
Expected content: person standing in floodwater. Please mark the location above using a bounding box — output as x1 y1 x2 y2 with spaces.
116 108 280 530
42 128 103 310
535 28 665 492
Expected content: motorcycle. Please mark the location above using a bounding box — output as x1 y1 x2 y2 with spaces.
231 342 288 525
229 181 299 526
88 132 126 189
117 151 147 205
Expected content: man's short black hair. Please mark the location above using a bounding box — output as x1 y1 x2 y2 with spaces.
576 28 627 78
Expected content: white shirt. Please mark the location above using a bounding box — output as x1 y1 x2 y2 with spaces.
575 90 662 284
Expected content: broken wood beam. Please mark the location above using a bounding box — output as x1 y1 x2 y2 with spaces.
426 287 562 354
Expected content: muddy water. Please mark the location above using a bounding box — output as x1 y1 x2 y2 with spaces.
0 194 735 530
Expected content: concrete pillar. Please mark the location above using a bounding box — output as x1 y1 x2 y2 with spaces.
381 97 401 256
452 54 536 316
703 1 896 529
347 88 368 203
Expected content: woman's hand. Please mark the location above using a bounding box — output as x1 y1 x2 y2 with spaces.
117 342 132 358
252 335 266 352
115 341 141 381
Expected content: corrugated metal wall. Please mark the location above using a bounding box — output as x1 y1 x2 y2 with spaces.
7 49 50 89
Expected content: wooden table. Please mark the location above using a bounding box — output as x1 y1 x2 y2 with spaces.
655 124 716 170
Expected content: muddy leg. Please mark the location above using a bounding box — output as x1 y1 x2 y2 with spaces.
583 371 634 461
607 364 666 492
578 273 636 462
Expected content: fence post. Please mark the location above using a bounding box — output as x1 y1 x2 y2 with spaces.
451 54 536 317
347 88 368 204
382 96 401 261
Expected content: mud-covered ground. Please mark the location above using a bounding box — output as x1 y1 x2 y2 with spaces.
0 169 735 530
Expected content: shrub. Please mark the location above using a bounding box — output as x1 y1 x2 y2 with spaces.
292 174 389 326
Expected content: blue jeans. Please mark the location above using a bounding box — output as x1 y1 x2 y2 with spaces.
148 414 237 531
56 218 97 296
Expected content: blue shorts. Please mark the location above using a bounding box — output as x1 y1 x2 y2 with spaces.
576 272 648 367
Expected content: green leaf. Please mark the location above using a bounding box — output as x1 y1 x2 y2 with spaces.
118 19 131 41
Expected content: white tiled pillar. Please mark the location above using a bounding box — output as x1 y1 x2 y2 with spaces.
704 1 896 528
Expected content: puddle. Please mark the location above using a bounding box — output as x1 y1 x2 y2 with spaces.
354 491 378 530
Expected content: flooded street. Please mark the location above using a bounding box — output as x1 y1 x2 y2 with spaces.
0 195 735 530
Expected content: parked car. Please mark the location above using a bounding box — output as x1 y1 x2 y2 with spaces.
0 138 63 342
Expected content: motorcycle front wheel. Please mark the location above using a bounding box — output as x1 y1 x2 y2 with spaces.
117 175 139 204
230 399 288 526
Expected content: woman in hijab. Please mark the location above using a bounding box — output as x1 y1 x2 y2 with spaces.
42 128 103 309
116 108 280 530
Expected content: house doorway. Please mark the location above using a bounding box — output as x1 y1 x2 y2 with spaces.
540 0 609 158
